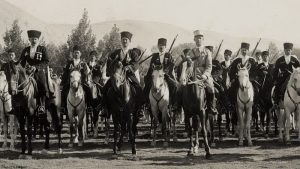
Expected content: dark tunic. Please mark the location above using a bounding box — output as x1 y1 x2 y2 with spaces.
273 55 300 102
19 45 49 96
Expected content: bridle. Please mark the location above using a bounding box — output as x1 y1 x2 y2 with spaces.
237 73 252 107
10 68 34 97
0 81 10 103
287 77 300 112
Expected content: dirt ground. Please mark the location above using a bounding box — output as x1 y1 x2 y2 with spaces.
0 121 300 169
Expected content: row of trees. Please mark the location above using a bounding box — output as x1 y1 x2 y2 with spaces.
0 8 297 74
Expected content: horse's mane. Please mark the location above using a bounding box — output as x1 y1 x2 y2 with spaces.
288 67 300 86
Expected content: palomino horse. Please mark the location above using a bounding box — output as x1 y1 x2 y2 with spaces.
9 63 37 159
236 63 254 146
41 69 63 154
178 60 211 159
87 59 110 144
282 67 300 143
106 60 138 158
0 71 18 150
149 64 171 147
67 70 86 147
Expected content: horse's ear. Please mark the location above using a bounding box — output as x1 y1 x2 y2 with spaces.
237 63 241 70
246 63 251 71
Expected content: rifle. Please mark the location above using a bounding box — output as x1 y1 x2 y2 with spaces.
235 48 241 58
214 40 223 60
251 38 261 57
139 34 178 64
137 49 147 62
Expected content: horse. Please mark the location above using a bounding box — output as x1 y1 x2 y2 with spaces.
87 58 110 144
0 71 18 150
149 64 171 147
178 60 211 159
282 67 300 143
236 63 254 146
41 68 63 154
106 60 138 159
67 70 87 147
8 63 37 159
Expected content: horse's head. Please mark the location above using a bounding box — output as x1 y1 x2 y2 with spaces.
111 60 126 90
0 71 8 94
6 63 25 96
179 59 193 86
70 70 81 90
237 63 251 91
290 67 300 95
151 64 164 93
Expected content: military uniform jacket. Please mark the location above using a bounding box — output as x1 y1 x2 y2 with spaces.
19 45 48 68
212 60 223 82
187 47 212 80
62 60 90 85
88 61 102 77
106 49 139 77
229 56 257 81
145 52 175 80
256 62 274 85
273 55 300 85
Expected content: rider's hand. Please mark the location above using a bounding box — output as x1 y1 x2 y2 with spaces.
201 74 208 80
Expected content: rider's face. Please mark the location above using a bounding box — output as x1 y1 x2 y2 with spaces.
241 48 248 56
73 50 81 59
224 54 231 61
262 54 269 62
158 44 166 53
194 36 204 47
29 37 39 46
8 52 16 60
121 38 130 48
284 49 292 56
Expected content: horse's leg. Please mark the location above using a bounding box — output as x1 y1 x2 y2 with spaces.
52 105 63 153
284 109 291 144
187 116 194 156
77 111 85 147
128 113 136 155
217 111 223 141
246 106 253 146
201 110 211 159
68 114 74 148
274 109 279 136
17 113 27 157
112 116 120 155
27 113 34 156
104 115 110 145
151 117 157 147
266 108 271 137
42 113 50 152
1 114 8 149
194 115 200 154
237 107 244 146
10 115 17 150
172 109 178 142
93 105 100 138
209 115 216 147
277 109 284 142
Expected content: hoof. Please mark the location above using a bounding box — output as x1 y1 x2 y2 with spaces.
187 151 194 157
182 132 188 138
151 141 156 147
58 148 63 154
248 141 253 146
286 141 292 146
68 143 73 148
25 155 33 160
41 149 49 155
112 154 118 159
74 137 78 143
211 142 216 148
219 137 223 142
205 153 212 160
193 146 199 154
163 142 168 148
2 143 8 149
264 134 269 139
104 139 109 145
132 154 140 161
78 141 83 147
10 145 15 151
173 137 178 142
238 140 243 146
18 154 26 159
93 132 98 138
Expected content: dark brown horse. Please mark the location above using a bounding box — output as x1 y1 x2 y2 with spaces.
8 63 36 159
178 60 211 159
106 60 138 159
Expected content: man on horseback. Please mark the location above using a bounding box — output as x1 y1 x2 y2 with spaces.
144 38 178 110
273 43 300 107
220 49 232 89
19 30 52 114
61 45 93 111
103 31 145 118
228 42 258 105
186 30 217 115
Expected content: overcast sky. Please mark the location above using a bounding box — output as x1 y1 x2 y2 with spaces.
8 0 300 44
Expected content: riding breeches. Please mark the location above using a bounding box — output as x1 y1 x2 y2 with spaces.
34 69 48 97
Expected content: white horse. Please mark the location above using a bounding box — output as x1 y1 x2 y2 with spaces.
283 67 300 143
149 65 170 147
236 64 254 146
0 71 18 150
67 70 87 147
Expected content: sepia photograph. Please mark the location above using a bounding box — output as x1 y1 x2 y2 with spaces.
0 0 299 168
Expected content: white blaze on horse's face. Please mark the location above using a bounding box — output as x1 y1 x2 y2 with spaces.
0 71 7 92
292 67 300 94
237 68 250 90
152 67 164 93
70 71 81 89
